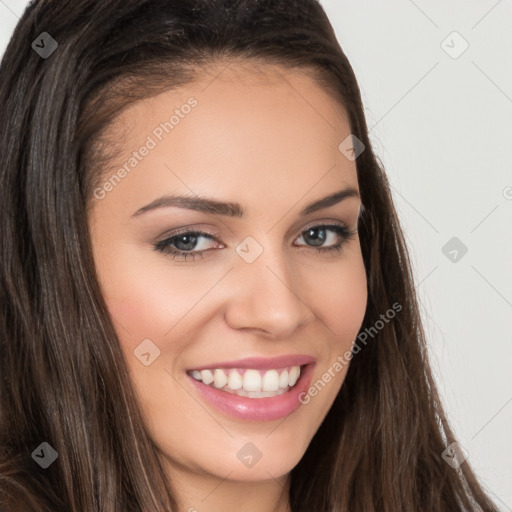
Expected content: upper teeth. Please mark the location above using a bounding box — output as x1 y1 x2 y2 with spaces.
189 366 302 393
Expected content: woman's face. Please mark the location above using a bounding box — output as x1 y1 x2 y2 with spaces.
88 63 367 486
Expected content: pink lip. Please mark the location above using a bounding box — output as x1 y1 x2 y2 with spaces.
188 354 316 371
187 362 316 421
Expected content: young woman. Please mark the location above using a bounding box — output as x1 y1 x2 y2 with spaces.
0 1 500 511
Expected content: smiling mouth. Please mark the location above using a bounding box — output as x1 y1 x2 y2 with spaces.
186 365 304 399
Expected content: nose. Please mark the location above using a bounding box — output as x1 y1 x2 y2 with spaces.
223 246 315 338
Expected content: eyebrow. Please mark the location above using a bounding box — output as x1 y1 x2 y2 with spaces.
132 187 360 218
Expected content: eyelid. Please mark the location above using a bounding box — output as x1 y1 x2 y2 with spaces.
299 218 348 232
154 226 224 246
154 219 351 246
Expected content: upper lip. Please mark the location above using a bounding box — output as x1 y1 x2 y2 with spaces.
188 354 316 371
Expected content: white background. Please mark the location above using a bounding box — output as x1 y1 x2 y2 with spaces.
1 0 511 509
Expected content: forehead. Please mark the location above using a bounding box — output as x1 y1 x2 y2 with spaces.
92 62 358 215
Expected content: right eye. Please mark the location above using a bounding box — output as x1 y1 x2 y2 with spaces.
153 230 223 261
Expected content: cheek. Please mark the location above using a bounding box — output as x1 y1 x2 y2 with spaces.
98 250 211 346
303 249 367 344
102 274 173 346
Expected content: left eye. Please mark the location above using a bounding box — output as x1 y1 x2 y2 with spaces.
153 224 356 261
153 231 220 260
295 225 344 248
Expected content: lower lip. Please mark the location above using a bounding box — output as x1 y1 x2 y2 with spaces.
187 364 315 421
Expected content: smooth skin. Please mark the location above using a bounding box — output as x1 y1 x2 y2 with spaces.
88 62 368 512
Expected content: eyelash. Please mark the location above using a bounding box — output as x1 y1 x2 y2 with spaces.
153 223 357 262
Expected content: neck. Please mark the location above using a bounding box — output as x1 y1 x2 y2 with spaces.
166 463 292 512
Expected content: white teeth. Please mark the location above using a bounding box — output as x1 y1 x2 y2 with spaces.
190 365 304 399
279 369 289 388
243 369 262 392
201 369 214 385
261 369 280 392
227 370 243 390
288 366 300 387
213 369 228 388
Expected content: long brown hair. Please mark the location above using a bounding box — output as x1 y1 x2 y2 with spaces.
0 1 500 510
